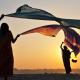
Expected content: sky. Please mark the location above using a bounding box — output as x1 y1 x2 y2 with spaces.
0 0 80 69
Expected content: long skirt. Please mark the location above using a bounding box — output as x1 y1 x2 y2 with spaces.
0 48 14 77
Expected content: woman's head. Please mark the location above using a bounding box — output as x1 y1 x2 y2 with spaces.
1 23 9 32
63 46 67 50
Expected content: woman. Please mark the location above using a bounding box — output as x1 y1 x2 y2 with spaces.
60 42 71 74
0 23 20 80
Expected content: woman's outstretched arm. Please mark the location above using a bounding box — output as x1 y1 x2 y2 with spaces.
12 34 20 43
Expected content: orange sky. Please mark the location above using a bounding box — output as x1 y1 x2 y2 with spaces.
0 0 80 69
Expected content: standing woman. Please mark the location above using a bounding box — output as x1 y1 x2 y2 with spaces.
60 42 71 74
0 16 20 80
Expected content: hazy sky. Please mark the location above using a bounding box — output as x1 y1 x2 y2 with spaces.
0 0 80 69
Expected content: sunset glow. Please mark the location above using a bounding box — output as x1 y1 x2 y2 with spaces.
0 0 80 69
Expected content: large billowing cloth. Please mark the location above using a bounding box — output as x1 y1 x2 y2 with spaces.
20 25 80 56
60 19 80 29
63 28 80 46
5 4 80 28
21 25 62 37
5 4 56 21
63 27 80 56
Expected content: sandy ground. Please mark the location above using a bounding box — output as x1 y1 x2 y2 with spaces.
6 73 80 80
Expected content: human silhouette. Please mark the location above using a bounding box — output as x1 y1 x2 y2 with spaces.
60 42 71 74
0 23 20 80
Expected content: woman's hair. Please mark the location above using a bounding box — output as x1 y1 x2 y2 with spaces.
1 23 9 32
64 46 67 50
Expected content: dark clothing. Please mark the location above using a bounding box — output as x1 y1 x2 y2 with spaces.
61 48 71 74
0 31 14 77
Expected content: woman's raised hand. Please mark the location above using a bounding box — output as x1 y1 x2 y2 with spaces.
17 34 20 37
0 14 4 20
